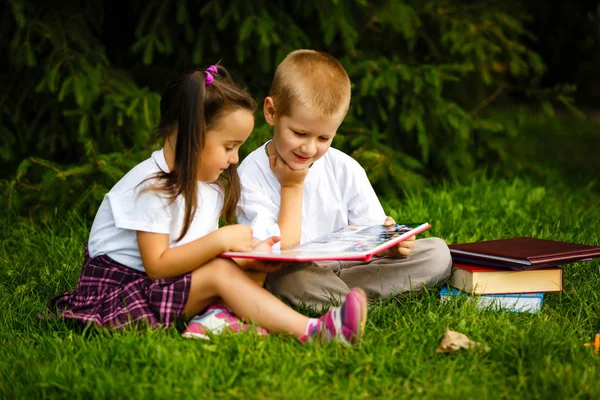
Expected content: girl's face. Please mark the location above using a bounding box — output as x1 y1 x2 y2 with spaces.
198 109 254 182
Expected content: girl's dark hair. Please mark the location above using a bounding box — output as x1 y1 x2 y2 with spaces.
149 65 257 241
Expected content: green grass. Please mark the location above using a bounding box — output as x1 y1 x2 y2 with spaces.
2 175 600 399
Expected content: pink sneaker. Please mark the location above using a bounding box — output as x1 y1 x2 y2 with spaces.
301 288 368 346
182 304 269 340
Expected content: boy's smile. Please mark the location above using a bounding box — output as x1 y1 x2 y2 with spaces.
264 98 344 170
293 154 311 163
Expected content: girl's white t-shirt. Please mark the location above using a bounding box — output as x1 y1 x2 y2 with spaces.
88 149 223 272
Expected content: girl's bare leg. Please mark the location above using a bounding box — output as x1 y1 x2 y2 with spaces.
182 258 308 337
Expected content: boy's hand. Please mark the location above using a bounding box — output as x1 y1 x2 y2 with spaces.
383 216 416 257
246 260 287 273
269 154 308 188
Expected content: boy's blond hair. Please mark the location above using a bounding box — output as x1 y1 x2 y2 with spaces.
269 50 351 118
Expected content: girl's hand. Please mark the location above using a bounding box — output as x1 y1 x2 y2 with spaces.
235 236 286 272
253 235 281 252
218 224 254 252
383 216 416 257
269 154 308 188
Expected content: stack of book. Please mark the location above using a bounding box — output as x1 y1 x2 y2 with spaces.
442 237 600 313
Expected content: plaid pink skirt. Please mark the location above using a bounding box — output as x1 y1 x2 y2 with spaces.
46 244 191 329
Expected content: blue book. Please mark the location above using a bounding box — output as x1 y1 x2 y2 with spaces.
440 286 544 314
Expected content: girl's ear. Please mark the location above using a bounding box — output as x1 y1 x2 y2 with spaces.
263 97 277 126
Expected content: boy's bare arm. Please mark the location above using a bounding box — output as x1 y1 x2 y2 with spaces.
269 154 307 249
279 185 303 249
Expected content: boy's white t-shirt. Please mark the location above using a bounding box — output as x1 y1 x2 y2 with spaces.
236 142 386 248
88 149 223 272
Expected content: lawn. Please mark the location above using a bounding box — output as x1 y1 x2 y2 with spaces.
1 173 599 399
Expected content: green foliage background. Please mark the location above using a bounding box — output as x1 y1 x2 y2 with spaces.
1 0 583 221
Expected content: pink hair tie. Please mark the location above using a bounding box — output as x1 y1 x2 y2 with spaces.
204 65 218 85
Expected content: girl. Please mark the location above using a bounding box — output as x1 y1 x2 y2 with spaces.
47 65 368 346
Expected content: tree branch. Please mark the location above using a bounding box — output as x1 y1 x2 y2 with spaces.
469 86 504 116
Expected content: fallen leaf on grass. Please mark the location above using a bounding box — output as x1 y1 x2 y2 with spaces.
436 328 490 353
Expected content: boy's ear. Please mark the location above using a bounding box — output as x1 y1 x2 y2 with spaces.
263 96 276 126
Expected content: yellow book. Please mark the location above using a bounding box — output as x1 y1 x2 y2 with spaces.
450 263 563 295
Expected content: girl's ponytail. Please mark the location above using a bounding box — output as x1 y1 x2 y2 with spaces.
173 71 206 241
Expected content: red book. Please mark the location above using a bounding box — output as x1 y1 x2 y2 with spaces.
450 263 564 295
449 237 600 270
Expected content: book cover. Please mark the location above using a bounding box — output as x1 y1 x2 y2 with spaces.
449 237 600 270
450 263 563 295
450 255 559 271
220 222 431 262
440 286 544 314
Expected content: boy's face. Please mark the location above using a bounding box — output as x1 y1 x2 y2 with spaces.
264 97 344 170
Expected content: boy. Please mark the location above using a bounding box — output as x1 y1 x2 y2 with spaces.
237 50 451 307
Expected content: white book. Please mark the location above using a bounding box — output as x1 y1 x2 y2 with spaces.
440 287 544 314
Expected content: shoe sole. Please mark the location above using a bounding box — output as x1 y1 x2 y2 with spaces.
343 288 368 345
353 288 368 344
181 331 210 340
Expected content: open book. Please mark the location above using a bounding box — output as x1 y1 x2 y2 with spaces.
220 222 431 262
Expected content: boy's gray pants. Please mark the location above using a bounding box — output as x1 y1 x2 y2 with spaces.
265 237 452 307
